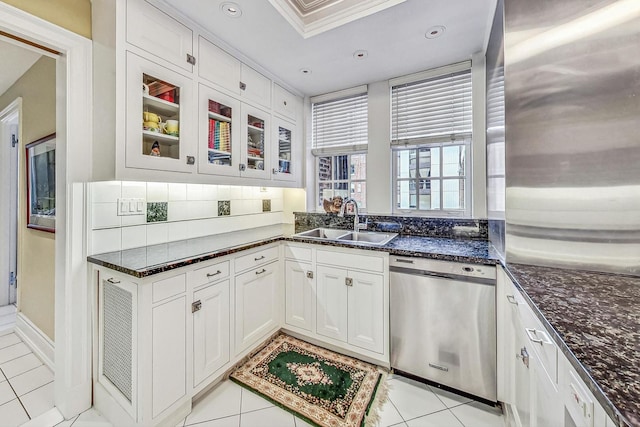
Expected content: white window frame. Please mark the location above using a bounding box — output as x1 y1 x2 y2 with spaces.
390 62 472 217
392 141 471 216
315 152 367 211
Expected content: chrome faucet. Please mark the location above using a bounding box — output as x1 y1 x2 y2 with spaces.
338 198 366 232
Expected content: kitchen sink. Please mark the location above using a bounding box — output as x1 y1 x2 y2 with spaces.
292 228 397 246
337 231 397 245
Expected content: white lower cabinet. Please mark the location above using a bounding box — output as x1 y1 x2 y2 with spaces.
192 279 230 387
284 243 389 364
499 268 608 427
234 259 281 355
284 259 314 332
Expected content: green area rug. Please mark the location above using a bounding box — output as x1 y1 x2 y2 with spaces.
230 333 388 427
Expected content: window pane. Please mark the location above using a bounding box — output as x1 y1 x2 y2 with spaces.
350 154 366 180
418 147 440 178
443 179 465 209
318 182 332 206
396 180 416 209
396 149 413 179
351 181 366 208
318 157 332 182
429 180 441 209
334 155 349 180
333 182 349 199
443 145 465 177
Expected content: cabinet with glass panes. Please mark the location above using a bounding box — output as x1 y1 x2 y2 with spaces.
125 52 195 174
271 118 296 182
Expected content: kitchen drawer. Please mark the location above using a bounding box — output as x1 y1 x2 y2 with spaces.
152 273 186 303
190 260 230 289
316 249 384 273
515 287 558 384
235 246 279 273
284 244 312 262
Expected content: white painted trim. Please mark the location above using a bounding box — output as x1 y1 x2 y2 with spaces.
309 84 367 104
0 2 93 420
388 61 471 87
15 312 55 370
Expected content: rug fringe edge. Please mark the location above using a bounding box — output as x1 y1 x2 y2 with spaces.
363 371 390 427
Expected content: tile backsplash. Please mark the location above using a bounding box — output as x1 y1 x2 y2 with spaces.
90 182 286 254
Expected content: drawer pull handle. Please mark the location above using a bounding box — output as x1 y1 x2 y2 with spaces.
255 268 267 275
254 255 266 261
106 278 120 284
206 270 222 278
506 295 519 305
525 328 545 345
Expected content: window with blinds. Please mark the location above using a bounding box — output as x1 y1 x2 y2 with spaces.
391 67 472 146
391 63 472 216
312 91 368 154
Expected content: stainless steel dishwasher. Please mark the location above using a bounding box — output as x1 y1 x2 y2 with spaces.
390 256 497 401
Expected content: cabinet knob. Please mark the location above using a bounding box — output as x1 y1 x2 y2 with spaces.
239 163 246 171
306 271 313 279
517 347 529 368
345 277 353 287
192 300 202 313
186 54 196 65
186 156 195 165
239 81 246 91
272 168 279 174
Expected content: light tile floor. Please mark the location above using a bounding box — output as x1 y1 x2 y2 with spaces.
173 374 504 427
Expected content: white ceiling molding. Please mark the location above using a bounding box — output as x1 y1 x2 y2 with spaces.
269 0 406 38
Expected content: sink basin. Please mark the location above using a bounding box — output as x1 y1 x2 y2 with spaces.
292 228 397 246
294 228 350 240
337 231 398 245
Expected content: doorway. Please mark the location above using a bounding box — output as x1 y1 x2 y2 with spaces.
0 98 20 310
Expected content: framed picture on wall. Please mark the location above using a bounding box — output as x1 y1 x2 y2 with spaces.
26 133 56 233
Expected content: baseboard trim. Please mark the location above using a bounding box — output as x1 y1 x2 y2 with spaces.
15 312 55 371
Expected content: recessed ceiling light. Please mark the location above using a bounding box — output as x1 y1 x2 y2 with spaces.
353 50 368 60
425 26 446 39
300 68 312 75
220 2 242 18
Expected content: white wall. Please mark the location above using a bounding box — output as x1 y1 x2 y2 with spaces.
89 181 289 254
305 60 488 218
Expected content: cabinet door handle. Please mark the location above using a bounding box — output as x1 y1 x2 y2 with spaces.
192 300 202 313
506 295 519 305
186 54 196 65
306 271 314 279
239 81 246 90
254 255 265 261
525 328 547 345
106 278 120 284
186 156 195 165
255 268 267 275
272 168 279 174
239 163 246 171
206 270 222 278
345 277 353 287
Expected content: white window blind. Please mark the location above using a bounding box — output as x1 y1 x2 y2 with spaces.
312 91 368 155
392 67 472 146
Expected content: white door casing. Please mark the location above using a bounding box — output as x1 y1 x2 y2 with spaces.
0 3 94 419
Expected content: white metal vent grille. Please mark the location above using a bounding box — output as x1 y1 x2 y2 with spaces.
103 281 133 402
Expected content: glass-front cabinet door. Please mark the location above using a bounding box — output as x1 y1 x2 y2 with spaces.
240 104 269 179
125 52 195 173
271 118 296 182
198 84 241 177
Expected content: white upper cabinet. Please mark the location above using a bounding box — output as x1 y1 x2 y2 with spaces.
198 36 272 109
198 37 241 95
240 64 272 109
271 118 297 183
273 84 298 120
126 0 194 72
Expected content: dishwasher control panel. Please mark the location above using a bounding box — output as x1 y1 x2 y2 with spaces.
390 257 496 280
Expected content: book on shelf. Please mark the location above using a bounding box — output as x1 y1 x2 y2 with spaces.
208 118 231 152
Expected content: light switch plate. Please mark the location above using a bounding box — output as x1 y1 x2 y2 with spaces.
117 198 145 216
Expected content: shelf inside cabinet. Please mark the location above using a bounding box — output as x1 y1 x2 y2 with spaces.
142 130 180 144
143 94 179 117
247 124 264 132
208 111 232 122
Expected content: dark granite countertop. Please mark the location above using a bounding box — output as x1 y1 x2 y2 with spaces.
88 229 499 277
505 263 640 427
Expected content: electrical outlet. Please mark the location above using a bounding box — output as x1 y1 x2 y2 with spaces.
117 198 145 216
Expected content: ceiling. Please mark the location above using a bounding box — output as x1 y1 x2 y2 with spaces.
0 39 41 96
169 0 497 96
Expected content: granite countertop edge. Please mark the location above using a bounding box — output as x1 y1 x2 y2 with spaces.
502 265 632 427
